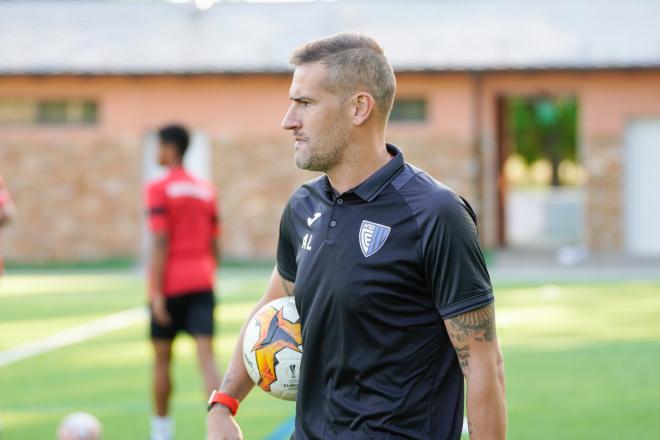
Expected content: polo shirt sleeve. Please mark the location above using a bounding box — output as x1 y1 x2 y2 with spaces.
423 192 493 319
276 201 298 283
145 183 168 233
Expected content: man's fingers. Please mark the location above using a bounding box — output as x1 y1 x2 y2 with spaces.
154 308 172 326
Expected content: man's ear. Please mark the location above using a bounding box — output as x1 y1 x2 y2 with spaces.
351 92 376 126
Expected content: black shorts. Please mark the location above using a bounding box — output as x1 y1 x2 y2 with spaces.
150 290 216 340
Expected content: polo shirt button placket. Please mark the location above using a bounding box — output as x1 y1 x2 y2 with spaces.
330 198 341 229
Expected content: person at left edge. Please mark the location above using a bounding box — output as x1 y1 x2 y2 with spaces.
0 172 16 277
145 124 222 440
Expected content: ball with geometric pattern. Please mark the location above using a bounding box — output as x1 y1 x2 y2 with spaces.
242 296 303 401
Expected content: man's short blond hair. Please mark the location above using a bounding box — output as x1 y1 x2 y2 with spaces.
289 32 396 119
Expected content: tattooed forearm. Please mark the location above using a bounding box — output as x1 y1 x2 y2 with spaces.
446 303 496 375
281 278 294 296
446 303 506 438
455 343 471 372
447 303 495 342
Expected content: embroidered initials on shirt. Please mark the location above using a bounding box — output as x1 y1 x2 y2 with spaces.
302 233 313 250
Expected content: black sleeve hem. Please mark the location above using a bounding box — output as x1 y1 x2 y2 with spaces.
277 265 296 283
438 289 494 319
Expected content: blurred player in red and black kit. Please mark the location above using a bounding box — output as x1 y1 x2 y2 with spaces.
0 172 16 276
145 125 222 440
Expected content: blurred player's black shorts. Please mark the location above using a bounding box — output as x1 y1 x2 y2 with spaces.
150 290 215 339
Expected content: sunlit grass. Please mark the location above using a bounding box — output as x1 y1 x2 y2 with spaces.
497 282 660 348
1 271 658 439
0 268 290 440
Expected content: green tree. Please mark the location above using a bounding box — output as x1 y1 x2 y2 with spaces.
508 96 577 186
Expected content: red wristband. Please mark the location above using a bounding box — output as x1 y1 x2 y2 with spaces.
207 390 239 416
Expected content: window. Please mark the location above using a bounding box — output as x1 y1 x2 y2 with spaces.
0 99 36 125
390 98 427 122
0 99 98 126
38 101 68 124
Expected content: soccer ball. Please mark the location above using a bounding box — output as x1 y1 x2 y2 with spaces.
242 296 302 401
57 412 102 440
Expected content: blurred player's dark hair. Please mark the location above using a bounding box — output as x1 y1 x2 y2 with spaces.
158 124 190 159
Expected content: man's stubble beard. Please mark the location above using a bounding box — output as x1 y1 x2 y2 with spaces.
294 118 351 173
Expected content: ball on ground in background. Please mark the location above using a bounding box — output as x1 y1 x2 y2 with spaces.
57 412 102 440
243 296 302 401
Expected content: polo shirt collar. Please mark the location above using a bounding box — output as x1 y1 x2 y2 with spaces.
321 144 404 202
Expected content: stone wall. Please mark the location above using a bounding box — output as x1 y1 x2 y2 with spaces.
0 136 142 261
211 137 312 259
582 138 623 252
0 134 478 262
391 136 479 206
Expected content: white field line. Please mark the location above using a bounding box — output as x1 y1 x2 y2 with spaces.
0 307 146 367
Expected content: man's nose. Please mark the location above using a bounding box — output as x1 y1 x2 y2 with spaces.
281 106 300 131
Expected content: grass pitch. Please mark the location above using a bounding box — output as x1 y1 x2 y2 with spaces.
0 269 659 439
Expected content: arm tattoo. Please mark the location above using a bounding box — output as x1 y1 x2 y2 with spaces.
281 278 294 296
448 304 495 342
446 303 496 374
220 372 234 392
455 344 471 373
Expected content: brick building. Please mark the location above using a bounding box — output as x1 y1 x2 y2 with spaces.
1 0 660 263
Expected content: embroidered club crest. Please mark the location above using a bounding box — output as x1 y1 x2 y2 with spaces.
359 220 391 257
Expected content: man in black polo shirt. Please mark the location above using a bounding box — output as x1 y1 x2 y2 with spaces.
208 33 506 440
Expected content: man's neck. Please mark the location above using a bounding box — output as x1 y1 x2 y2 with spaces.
326 139 391 194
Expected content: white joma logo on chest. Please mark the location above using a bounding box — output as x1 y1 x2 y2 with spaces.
307 213 321 226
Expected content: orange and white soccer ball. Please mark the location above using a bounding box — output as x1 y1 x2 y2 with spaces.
242 296 303 401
